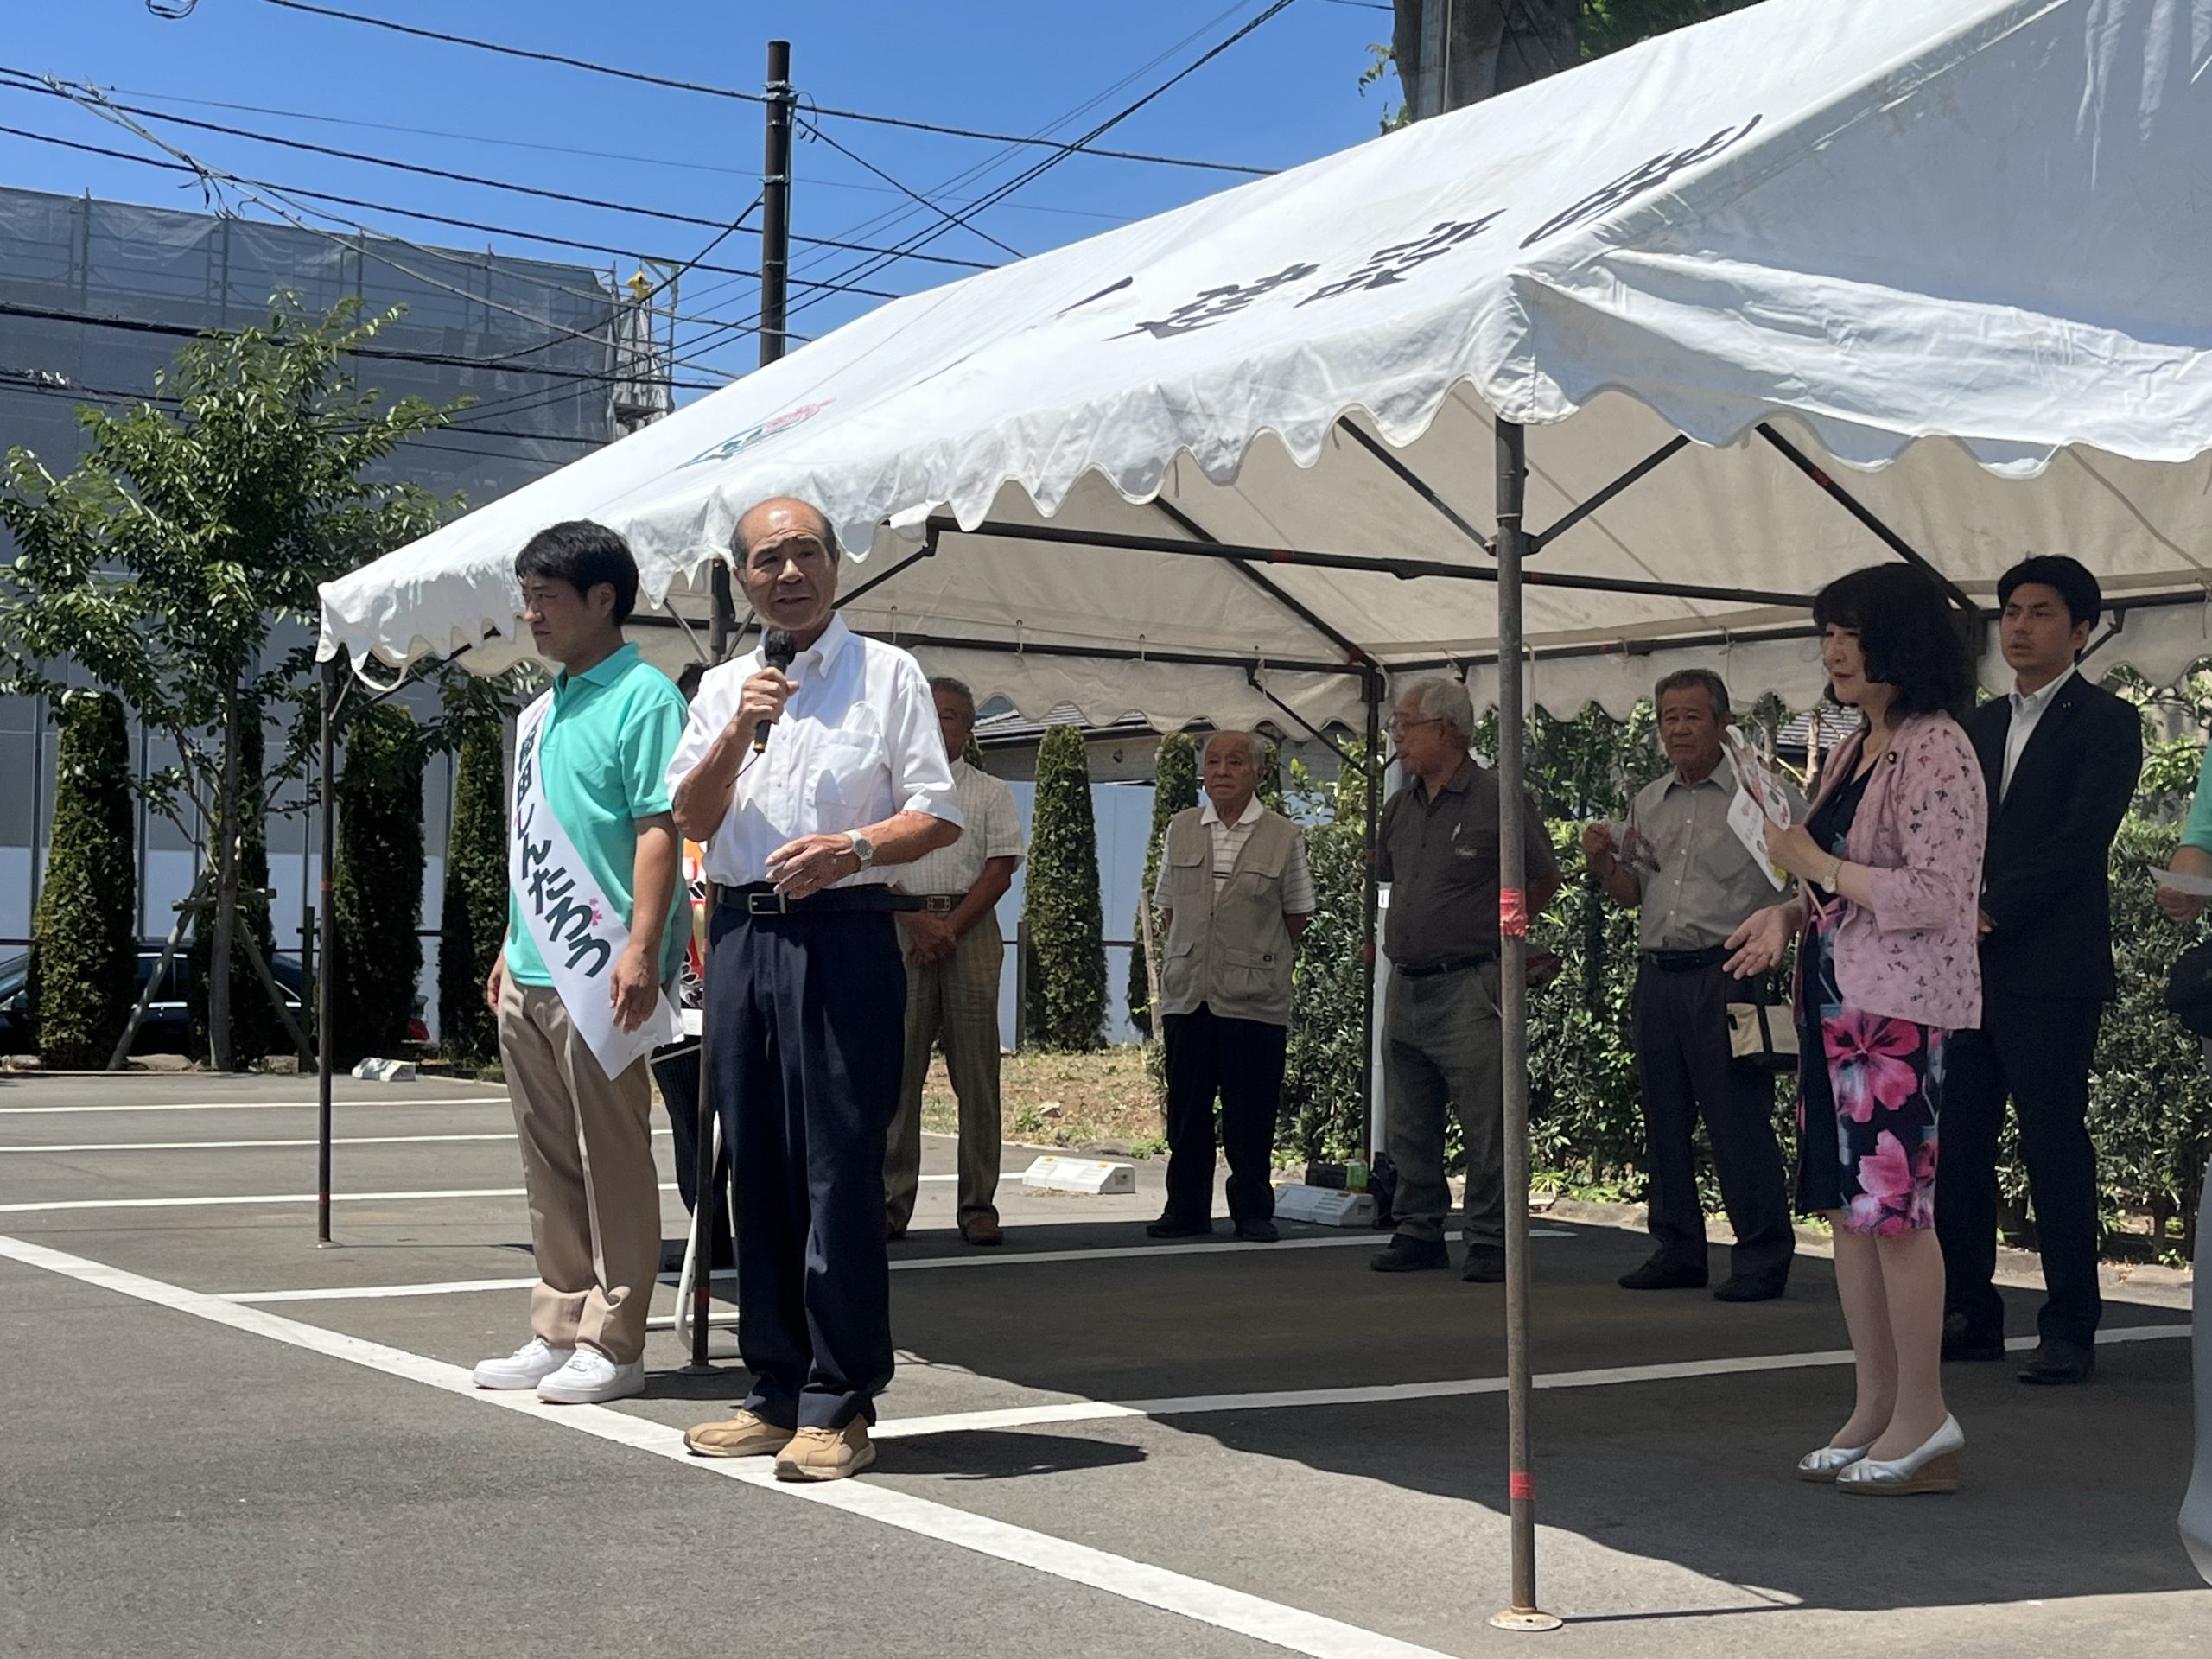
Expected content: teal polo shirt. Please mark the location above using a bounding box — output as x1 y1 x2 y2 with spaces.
503 641 690 988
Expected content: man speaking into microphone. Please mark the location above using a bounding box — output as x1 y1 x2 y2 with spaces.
670 496 962 1481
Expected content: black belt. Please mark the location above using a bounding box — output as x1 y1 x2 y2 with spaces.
1638 945 1728 971
1395 954 1494 980
718 883 923 917
914 893 963 915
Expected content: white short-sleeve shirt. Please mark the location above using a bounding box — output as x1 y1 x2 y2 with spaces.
898 759 1024 895
666 614 962 887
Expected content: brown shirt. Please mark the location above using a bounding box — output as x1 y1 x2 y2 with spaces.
1377 758 1558 968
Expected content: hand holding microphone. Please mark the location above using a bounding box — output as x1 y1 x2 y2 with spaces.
738 629 800 755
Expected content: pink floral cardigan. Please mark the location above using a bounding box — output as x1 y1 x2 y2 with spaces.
1800 714 1986 1032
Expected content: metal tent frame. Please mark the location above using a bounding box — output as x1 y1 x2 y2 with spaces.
308 400 2206 1627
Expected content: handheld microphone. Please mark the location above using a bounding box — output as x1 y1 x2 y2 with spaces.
751 629 798 754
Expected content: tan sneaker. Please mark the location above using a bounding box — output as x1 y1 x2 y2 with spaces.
774 1421 876 1482
683 1408 794 1459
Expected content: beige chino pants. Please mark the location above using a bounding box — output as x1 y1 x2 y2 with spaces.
884 912 1005 1232
497 974 662 1365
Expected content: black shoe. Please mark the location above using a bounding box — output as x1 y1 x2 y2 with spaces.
1712 1274 1786 1304
1940 1312 2005 1363
1146 1214 1215 1239
1232 1217 1280 1243
1461 1245 1506 1283
2017 1338 2095 1385
1370 1236 1449 1273
1618 1257 1707 1291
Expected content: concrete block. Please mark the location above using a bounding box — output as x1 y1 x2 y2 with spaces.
350 1058 417 1083
1272 1183 1376 1228
1020 1155 1135 1196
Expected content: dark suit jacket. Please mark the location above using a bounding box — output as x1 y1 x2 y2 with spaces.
1968 671 2141 1001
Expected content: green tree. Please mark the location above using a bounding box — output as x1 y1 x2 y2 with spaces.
0 295 452 1070
1128 731 1198 1038
437 709 508 1065
29 692 137 1069
1023 723 1106 1052
332 702 425 1066
1281 741 1378 1160
185 698 277 1069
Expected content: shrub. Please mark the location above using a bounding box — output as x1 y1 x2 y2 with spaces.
331 702 424 1066
1022 723 1106 1052
436 713 508 1064
29 692 137 1069
1128 731 1197 1037
186 700 276 1069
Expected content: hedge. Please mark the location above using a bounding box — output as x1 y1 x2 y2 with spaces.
331 702 424 1066
186 699 276 1069
1022 723 1106 1052
29 691 137 1069
436 713 507 1064
1128 731 1197 1038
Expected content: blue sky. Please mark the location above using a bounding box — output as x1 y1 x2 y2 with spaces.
3 0 1403 394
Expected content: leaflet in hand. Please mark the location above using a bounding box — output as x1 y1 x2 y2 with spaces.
1722 729 1791 891
2152 867 2212 897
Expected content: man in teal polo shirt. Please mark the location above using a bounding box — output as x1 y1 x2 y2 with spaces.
473 520 688 1406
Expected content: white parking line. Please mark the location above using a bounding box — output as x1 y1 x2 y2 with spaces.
869 1325 2192 1440
0 1183 671 1214
0 1096 509 1116
216 1232 1409 1301
0 1230 1457 1659
0 1131 665 1154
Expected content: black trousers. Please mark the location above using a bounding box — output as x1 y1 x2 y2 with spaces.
1630 961 1795 1285
1936 991 2104 1348
649 1039 733 1271
1160 1004 1287 1225
708 906 906 1429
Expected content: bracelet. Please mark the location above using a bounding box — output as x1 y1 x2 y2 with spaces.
1825 855 1845 888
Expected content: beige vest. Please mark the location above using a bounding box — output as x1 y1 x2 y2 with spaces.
1156 805 1299 1026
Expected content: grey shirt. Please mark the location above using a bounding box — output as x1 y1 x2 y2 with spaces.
1624 753 1804 951
1377 758 1558 969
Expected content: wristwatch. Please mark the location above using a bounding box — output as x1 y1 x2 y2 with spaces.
845 830 876 869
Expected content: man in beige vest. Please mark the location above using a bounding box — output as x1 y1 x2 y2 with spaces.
1147 731 1316 1243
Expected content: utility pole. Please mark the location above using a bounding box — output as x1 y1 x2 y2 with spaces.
690 37 797 1372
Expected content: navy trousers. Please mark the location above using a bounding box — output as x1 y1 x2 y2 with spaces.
708 906 906 1430
1161 1004 1287 1226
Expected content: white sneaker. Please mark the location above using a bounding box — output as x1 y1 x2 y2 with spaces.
474 1338 575 1391
537 1349 646 1405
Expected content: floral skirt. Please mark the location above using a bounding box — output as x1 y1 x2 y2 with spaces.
1794 912 1948 1237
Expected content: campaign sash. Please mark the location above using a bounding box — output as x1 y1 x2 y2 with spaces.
509 690 679 1078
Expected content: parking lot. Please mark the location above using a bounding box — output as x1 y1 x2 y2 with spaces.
2 1068 2203 1659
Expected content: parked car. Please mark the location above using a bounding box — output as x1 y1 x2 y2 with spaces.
0 947 311 1056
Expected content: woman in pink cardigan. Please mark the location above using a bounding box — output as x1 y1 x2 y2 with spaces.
1726 564 1986 1497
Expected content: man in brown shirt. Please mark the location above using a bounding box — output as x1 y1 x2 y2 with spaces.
1373 677 1560 1281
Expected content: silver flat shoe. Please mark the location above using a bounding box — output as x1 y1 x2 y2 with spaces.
1835 1414 1964 1496
1796 1440 1875 1483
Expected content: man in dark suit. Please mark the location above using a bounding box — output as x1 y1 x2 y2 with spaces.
1937 556 2140 1385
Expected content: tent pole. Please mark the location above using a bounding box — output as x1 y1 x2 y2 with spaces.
1359 667 1382 1164
1487 420 1559 1634
315 658 339 1248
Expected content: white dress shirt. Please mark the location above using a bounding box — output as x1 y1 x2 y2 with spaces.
2002 664 2075 800
1151 795 1318 915
899 759 1024 895
666 614 962 887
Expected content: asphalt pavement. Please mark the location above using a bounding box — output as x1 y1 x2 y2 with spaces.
0 1069 2202 1658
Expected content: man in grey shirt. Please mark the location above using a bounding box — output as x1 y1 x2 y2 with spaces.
1586 669 1799 1302
1372 677 1560 1283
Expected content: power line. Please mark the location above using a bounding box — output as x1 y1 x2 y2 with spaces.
796 119 1027 264
0 298 733 393
0 118 910 305
0 73 999 271
248 0 1273 176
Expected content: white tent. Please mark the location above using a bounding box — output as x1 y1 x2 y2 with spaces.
315 0 2211 1623
323 0 2212 736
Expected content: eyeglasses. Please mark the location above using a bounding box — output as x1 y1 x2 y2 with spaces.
1387 715 1445 735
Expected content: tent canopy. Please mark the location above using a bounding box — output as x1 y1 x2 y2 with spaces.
320 0 2212 731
